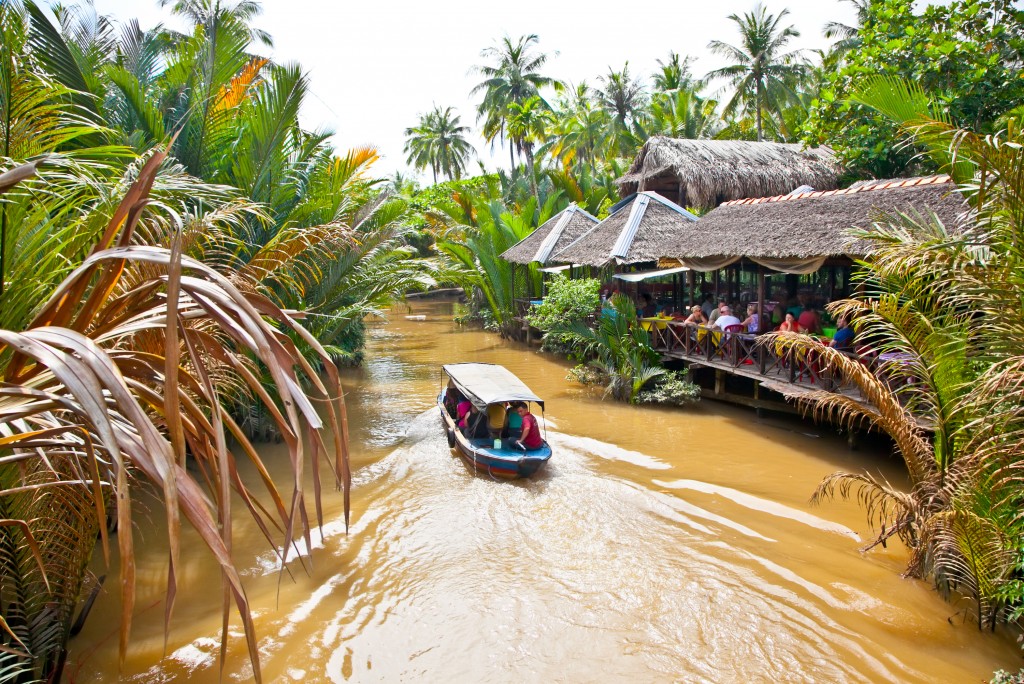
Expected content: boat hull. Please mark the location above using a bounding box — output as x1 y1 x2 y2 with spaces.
438 398 551 479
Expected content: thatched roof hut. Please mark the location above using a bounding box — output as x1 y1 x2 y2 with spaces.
657 175 970 271
499 203 599 265
616 137 843 210
552 191 698 267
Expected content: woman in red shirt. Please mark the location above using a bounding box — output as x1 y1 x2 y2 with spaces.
513 402 544 450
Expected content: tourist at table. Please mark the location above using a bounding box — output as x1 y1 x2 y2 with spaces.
829 316 855 350
712 306 742 331
798 306 822 335
708 300 728 327
679 305 707 326
740 303 760 333
700 293 716 319
638 292 657 318
778 311 802 333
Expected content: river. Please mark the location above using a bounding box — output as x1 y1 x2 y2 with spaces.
68 300 1021 682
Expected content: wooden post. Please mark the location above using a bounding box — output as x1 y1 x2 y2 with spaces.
687 269 696 307
715 369 725 396
757 265 766 333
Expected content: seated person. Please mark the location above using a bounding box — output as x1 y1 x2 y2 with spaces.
455 398 472 426
712 306 742 331
798 307 822 335
829 316 855 349
511 402 543 450
679 305 707 326
707 300 728 327
777 312 802 333
740 303 760 333
461 404 490 439
443 382 463 418
638 292 657 318
502 403 523 439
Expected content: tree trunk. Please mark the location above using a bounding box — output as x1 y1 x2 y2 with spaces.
755 78 763 142
526 145 539 205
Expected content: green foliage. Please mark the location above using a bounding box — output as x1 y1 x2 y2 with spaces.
991 671 1024 684
635 370 702 406
404 105 475 184
554 293 665 403
526 274 599 358
525 274 599 329
803 0 1024 177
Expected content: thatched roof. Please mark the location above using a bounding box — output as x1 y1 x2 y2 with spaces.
616 137 843 210
657 175 971 260
551 191 698 267
499 203 599 265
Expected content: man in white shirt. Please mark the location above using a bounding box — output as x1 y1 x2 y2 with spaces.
707 300 728 326
712 306 742 330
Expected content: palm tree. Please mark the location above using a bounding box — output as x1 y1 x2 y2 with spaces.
823 0 870 58
643 88 720 140
596 62 647 155
545 82 611 175
506 95 551 202
652 51 698 94
769 76 1024 630
706 3 808 141
404 106 474 184
471 34 559 169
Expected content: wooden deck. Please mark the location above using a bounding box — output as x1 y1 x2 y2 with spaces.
646 320 933 430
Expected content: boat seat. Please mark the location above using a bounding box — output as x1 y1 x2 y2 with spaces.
487 404 506 437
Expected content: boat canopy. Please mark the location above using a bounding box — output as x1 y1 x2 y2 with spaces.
442 363 545 410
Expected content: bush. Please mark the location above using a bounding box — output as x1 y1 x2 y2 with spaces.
636 370 701 406
992 670 1024 684
567 364 607 386
526 274 600 331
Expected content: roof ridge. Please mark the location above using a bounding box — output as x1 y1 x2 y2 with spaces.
720 174 953 207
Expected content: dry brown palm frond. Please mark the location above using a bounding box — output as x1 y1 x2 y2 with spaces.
811 470 919 549
765 331 934 482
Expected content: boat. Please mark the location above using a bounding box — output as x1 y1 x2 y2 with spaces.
438 363 552 479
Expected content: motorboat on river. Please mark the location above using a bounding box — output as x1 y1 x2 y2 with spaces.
438 363 552 479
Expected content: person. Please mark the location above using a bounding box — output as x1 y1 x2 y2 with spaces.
512 401 543 450
740 303 760 333
443 381 463 418
778 311 802 333
798 302 822 335
638 292 657 318
462 404 490 439
829 316 855 349
707 300 728 327
700 293 716 319
503 402 523 439
455 397 472 427
680 305 707 326
712 306 742 331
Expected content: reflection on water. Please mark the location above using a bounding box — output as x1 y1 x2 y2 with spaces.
68 301 1021 683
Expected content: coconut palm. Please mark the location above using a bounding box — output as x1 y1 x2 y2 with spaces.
545 82 611 175
471 34 559 169
823 0 871 58
642 88 721 140
595 62 647 156
404 106 474 184
506 95 551 202
652 51 699 94
706 3 808 141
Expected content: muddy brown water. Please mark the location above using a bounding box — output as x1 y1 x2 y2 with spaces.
68 300 1021 682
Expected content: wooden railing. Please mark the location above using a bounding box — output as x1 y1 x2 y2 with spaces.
649 322 879 392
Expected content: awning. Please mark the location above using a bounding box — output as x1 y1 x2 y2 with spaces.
612 266 689 282
538 264 575 273
442 363 545 410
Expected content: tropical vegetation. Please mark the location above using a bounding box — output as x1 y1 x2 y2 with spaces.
0 0 433 680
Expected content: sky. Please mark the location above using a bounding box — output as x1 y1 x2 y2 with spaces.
88 0 861 179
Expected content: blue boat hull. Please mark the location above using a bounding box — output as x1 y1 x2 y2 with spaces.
437 398 552 479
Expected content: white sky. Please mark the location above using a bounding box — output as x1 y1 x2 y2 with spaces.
89 0 860 179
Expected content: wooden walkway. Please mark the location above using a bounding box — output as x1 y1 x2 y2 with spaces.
647 321 933 430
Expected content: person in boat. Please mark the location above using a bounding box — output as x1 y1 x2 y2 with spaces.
502 402 523 439
512 402 543 450
461 404 490 439
455 397 472 426
443 381 463 418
